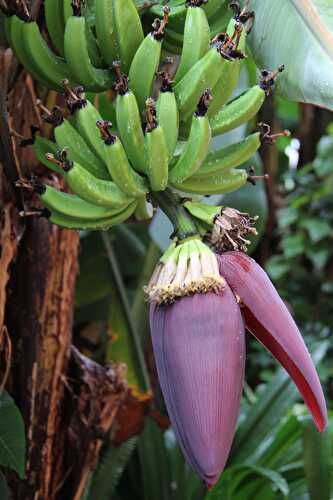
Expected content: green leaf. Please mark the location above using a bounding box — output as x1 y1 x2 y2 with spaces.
246 0 333 110
88 438 137 500
281 233 305 258
277 207 299 229
0 391 26 478
206 465 289 499
302 416 332 500
265 256 290 280
137 419 171 500
239 465 289 497
300 218 331 243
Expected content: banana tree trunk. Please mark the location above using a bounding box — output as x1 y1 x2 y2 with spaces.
0 59 127 500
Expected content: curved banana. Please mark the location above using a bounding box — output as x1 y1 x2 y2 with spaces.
32 135 63 175
210 67 284 136
145 99 169 192
169 91 211 184
37 183 131 220
128 7 169 112
95 0 144 73
175 29 245 122
84 21 105 69
46 153 133 208
156 68 179 160
147 0 225 34
134 196 154 221
44 0 66 56
172 168 248 195
54 118 110 180
174 2 210 84
6 16 55 88
114 68 146 173
147 4 186 34
208 19 247 118
193 132 261 179
47 201 137 230
72 99 109 165
209 4 232 37
97 120 148 197
22 19 71 90
64 16 113 92
62 0 73 23
162 31 182 55
203 0 228 20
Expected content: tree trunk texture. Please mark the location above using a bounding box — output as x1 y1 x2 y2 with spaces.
0 51 128 499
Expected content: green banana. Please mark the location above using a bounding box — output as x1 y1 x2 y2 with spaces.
209 4 232 37
145 99 169 192
128 7 169 112
22 20 71 90
208 18 247 118
71 99 109 165
32 135 63 175
46 201 137 230
169 91 211 184
64 16 113 92
44 0 66 56
95 0 144 73
84 21 105 69
135 196 154 221
162 32 182 55
202 0 228 19
147 4 186 34
147 0 225 34
210 67 284 136
46 153 133 208
97 120 148 197
174 2 210 84
156 68 179 161
172 168 248 195
62 0 73 23
192 132 261 179
114 68 146 173
175 30 245 122
37 184 131 220
54 118 110 180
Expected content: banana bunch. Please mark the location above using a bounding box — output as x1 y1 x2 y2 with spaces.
27 65 283 231
144 0 234 54
11 0 285 232
3 0 144 91
2 0 251 92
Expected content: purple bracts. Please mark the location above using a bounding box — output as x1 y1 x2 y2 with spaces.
218 251 327 432
150 287 245 486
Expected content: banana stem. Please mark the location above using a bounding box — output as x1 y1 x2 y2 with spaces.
152 189 199 240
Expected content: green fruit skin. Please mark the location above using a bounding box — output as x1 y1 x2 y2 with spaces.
171 168 248 195
174 6 210 84
48 201 137 230
65 162 133 208
193 132 261 179
128 34 161 112
116 91 146 173
40 185 131 220
175 47 227 122
156 90 179 161
210 86 266 136
169 115 211 184
145 126 169 192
